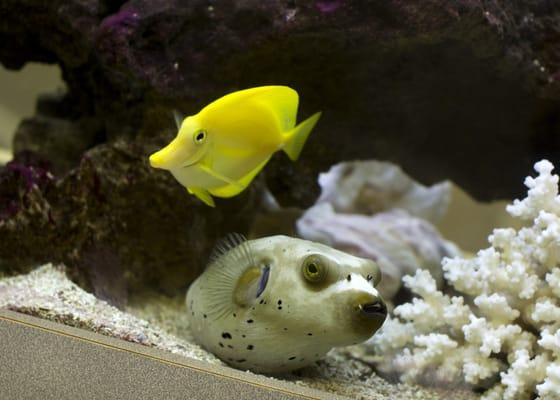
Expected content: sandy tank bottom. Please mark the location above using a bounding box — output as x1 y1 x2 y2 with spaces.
0 264 477 400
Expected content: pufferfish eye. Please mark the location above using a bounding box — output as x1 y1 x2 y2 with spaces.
193 129 207 144
302 255 328 283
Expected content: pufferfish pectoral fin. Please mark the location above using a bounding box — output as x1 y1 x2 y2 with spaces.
202 233 268 317
187 187 215 207
209 156 271 198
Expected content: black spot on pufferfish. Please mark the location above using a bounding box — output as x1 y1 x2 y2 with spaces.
219 342 224 347
278 300 282 305
228 345 234 349
347 274 351 282
222 332 232 339
289 356 296 360
203 314 207 318
307 333 313 336
247 345 254 350
237 359 246 363
247 319 254 323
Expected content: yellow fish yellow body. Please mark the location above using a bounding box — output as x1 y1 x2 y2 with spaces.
149 86 321 206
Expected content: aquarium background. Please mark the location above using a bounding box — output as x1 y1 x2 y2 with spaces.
1 2 560 399
0 63 521 262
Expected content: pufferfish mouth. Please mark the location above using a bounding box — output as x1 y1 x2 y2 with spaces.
359 301 387 319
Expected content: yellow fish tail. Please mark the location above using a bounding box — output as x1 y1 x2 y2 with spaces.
282 111 321 161
188 187 216 207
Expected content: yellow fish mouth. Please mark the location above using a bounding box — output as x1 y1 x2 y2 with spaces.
149 144 207 170
149 137 191 170
148 152 166 169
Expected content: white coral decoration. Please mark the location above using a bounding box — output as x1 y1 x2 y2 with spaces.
372 160 560 400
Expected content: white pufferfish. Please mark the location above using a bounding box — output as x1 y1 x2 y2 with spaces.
186 234 387 373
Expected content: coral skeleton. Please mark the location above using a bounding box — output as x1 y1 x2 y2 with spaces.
372 160 560 400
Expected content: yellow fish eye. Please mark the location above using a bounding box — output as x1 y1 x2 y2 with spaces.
193 129 207 145
302 255 327 283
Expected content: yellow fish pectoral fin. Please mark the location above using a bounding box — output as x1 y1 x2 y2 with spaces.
283 111 321 161
187 187 216 207
195 163 244 189
209 156 271 198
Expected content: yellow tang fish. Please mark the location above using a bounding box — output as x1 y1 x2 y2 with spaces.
149 86 321 207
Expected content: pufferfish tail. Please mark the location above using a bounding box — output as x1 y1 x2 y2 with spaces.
282 111 321 161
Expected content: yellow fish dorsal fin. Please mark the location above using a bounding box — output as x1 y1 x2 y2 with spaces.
187 187 216 207
249 86 299 131
201 86 299 132
209 156 271 198
282 111 321 161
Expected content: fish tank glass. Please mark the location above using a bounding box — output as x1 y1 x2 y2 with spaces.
1 2 560 400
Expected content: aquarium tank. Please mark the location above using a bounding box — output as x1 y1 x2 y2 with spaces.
1 1 560 399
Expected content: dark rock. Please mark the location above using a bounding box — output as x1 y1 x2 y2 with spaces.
0 142 262 294
0 0 100 69
1 1 560 204
13 116 101 175
1 0 560 289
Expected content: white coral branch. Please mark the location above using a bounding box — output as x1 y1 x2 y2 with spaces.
372 159 560 399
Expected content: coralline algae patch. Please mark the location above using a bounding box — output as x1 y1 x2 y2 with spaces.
372 160 560 400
